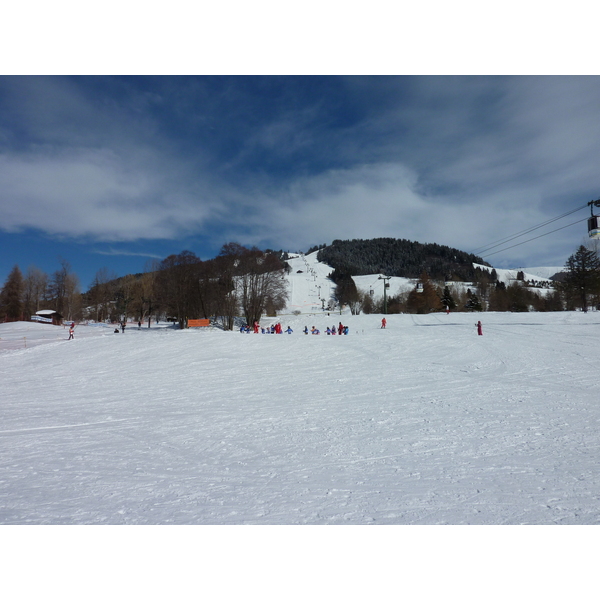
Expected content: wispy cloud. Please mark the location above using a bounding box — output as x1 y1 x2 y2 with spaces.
91 248 164 258
0 145 219 241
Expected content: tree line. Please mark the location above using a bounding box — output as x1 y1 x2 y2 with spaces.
0 244 289 329
2 241 600 324
330 244 600 314
0 260 82 323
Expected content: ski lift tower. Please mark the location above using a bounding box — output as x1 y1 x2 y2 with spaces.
588 199 600 238
378 275 391 314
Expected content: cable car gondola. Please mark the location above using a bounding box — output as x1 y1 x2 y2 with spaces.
588 215 600 238
588 200 600 238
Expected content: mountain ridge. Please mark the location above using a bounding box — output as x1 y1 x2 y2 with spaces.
315 237 491 281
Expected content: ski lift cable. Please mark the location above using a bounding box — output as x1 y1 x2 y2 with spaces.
472 204 587 255
473 204 586 254
479 216 588 259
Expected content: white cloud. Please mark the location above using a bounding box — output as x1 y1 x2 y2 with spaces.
0 148 217 241
2 76 599 268
220 162 437 251
224 160 587 267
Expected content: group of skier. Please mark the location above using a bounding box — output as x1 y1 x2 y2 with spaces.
239 320 351 335
303 322 348 335
240 322 293 334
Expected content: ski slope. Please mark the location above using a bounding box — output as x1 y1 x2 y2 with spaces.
284 252 557 315
285 251 414 313
2 310 600 525
474 262 558 285
285 253 338 312
514 266 565 279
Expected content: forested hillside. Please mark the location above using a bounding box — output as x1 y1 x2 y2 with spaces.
80 244 289 329
317 238 491 281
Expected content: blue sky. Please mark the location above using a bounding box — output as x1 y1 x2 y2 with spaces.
2 75 600 290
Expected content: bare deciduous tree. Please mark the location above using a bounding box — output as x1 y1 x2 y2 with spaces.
23 266 49 319
218 243 289 326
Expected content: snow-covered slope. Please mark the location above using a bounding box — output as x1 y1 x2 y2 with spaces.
0 320 112 351
2 310 600 526
284 253 338 313
473 263 555 285
284 251 414 314
514 266 566 279
284 253 559 314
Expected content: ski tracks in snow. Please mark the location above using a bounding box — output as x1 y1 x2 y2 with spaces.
2 312 600 524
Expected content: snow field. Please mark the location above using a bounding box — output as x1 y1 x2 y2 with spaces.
1 310 600 525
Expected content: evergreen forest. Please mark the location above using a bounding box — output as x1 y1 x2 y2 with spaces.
317 238 491 280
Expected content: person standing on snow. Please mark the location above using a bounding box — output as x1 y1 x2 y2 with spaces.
68 324 75 340
381 318 387 329
476 321 483 336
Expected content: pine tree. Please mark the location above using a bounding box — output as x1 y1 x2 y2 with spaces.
332 270 359 308
464 289 483 311
562 245 600 312
441 286 456 310
0 265 25 322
